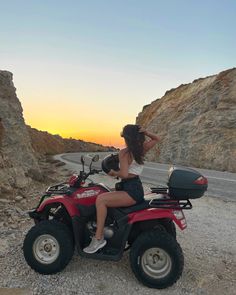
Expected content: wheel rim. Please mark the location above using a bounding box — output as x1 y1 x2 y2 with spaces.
141 247 172 279
33 234 60 264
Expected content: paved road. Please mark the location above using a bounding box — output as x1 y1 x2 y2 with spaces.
54 152 236 201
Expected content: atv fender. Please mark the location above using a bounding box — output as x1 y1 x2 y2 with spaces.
36 195 80 217
128 208 187 230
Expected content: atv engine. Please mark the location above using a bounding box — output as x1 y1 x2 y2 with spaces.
86 221 115 239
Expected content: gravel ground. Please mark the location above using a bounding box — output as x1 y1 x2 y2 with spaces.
0 166 236 295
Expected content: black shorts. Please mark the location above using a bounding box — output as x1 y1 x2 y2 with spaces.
121 176 144 203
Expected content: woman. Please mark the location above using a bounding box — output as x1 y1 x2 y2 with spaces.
83 124 160 254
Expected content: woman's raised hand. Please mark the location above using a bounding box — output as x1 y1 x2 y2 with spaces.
138 126 146 134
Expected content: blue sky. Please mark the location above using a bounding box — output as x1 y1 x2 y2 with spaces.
0 0 235 146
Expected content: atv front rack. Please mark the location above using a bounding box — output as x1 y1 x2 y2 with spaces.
149 198 192 210
46 183 71 195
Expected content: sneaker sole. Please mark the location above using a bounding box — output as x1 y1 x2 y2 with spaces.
83 240 107 254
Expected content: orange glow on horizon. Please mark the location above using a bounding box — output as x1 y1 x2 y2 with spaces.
26 118 126 148
61 132 125 148
21 89 135 150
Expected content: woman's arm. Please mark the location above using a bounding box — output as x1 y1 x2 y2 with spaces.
108 149 129 178
140 128 160 152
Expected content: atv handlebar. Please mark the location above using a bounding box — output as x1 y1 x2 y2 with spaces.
91 169 103 174
77 168 102 184
70 155 102 187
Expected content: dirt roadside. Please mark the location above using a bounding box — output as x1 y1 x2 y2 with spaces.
0 161 235 295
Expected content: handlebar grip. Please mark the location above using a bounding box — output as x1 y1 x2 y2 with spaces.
89 169 102 175
92 169 102 173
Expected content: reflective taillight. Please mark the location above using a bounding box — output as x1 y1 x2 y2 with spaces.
194 176 208 185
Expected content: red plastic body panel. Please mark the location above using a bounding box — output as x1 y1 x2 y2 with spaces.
36 184 108 217
128 208 187 230
36 184 187 230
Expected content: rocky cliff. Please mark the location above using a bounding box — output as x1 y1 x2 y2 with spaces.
136 68 236 172
0 71 42 195
0 70 116 197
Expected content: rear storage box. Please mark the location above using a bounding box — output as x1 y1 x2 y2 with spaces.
167 166 208 200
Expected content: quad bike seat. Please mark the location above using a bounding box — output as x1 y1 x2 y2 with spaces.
116 200 150 214
77 200 150 218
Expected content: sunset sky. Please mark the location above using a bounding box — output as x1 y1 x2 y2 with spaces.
1 1 235 147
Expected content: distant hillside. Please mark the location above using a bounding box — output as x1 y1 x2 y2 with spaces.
28 126 116 155
136 68 236 172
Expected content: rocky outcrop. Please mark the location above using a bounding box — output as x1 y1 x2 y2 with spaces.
136 68 236 172
0 70 116 197
0 71 42 195
28 126 116 155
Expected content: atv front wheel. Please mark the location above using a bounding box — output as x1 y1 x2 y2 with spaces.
23 220 74 274
130 229 184 289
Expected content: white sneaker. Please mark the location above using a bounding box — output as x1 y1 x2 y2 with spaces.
83 237 107 254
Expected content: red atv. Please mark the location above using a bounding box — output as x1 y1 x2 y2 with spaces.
23 154 208 289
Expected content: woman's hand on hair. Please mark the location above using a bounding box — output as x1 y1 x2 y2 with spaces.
139 127 160 141
138 126 147 134
143 130 160 152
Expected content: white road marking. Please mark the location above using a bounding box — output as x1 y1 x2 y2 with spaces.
143 167 167 172
144 166 236 183
204 176 236 183
57 155 236 182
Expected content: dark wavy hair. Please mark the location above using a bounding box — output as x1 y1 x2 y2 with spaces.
121 124 145 164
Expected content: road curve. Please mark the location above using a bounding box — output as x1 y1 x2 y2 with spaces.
54 152 236 201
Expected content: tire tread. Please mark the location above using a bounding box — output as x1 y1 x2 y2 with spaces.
130 229 184 289
23 220 74 274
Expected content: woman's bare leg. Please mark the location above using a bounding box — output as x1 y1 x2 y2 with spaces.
95 191 136 239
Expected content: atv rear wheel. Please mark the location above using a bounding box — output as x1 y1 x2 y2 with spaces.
23 220 74 274
162 220 176 239
130 229 184 289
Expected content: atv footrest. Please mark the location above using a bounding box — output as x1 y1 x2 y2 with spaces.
81 247 121 261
